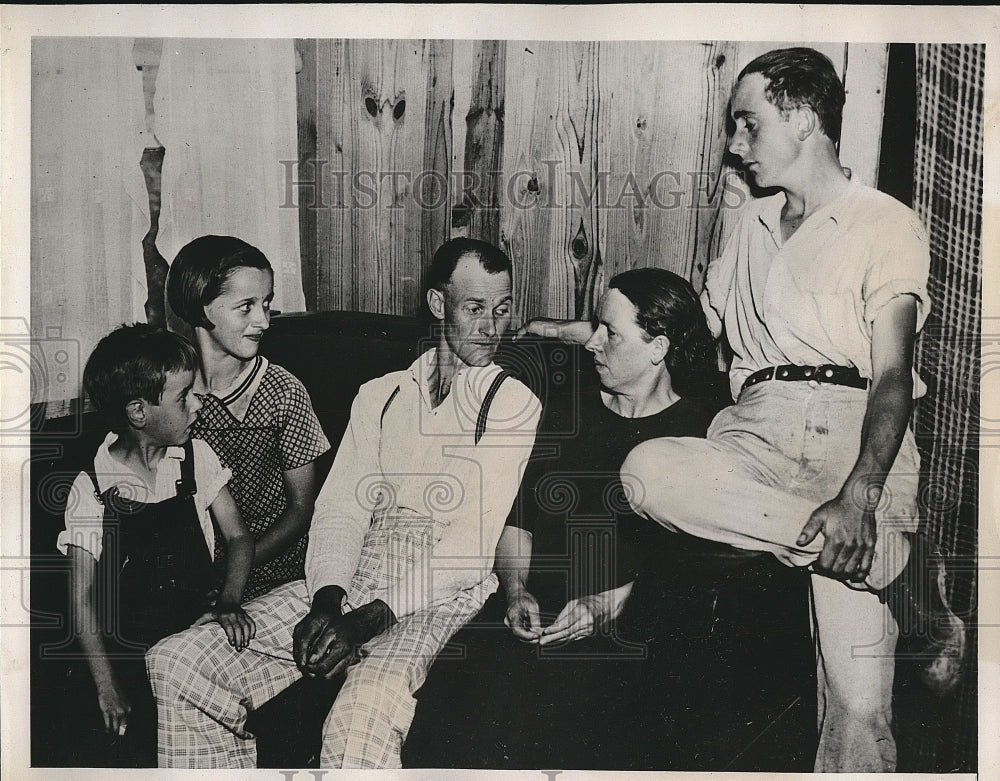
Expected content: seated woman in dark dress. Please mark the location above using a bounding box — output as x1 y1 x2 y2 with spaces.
403 268 720 770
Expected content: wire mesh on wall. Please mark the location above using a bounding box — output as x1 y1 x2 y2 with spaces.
910 42 983 773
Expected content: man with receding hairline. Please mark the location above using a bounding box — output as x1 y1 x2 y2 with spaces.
147 238 541 769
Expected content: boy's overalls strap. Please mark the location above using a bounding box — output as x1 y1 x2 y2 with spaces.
85 439 198 504
96 438 213 650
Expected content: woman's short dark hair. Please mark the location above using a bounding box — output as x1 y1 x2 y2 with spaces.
608 268 716 379
167 235 273 330
738 47 845 144
425 237 512 293
83 323 199 431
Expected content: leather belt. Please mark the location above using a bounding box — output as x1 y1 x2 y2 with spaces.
741 364 870 394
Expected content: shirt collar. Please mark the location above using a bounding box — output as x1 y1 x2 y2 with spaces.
757 193 786 237
92 432 185 492
756 175 861 236
408 348 500 408
100 431 185 459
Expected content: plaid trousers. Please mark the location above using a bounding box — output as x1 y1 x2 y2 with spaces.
147 510 498 769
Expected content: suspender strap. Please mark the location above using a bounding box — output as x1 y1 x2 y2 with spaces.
475 371 510 445
380 371 510 445
175 439 197 497
381 385 401 427
84 466 102 501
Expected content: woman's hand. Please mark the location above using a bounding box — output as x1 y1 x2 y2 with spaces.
193 602 257 651
538 582 634 646
538 595 604 645
96 676 132 736
504 589 542 641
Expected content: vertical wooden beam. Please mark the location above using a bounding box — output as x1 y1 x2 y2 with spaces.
501 41 547 324
295 38 319 310
314 39 348 311
840 43 889 187
450 39 474 239
692 41 743 290
564 41 600 320
132 38 168 327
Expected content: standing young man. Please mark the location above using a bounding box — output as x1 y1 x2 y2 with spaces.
147 238 541 768
617 48 965 772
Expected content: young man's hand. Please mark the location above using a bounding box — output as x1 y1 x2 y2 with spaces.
193 602 257 651
798 492 877 582
514 318 594 344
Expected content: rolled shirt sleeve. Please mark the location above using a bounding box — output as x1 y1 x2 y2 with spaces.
862 211 932 331
57 472 106 560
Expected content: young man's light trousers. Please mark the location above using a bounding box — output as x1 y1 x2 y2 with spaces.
621 381 920 773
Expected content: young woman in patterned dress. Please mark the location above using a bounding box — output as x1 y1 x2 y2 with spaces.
167 236 330 600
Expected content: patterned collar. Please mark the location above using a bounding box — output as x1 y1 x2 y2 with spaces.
210 355 267 406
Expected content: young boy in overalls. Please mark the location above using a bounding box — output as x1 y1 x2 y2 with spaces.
57 324 256 765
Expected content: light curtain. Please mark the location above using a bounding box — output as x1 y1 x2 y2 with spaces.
30 38 150 410
154 39 305 314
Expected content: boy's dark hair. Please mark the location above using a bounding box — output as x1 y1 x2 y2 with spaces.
83 323 199 431
167 235 273 330
739 47 845 144
425 237 512 293
608 268 716 380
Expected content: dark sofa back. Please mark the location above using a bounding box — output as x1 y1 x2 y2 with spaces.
256 312 629 478
29 310 806 769
258 312 427 452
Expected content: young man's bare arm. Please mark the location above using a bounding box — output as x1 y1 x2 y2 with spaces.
798 295 918 581
514 318 595 344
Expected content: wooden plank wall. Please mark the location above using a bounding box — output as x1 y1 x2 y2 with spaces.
298 40 888 323
297 39 452 315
